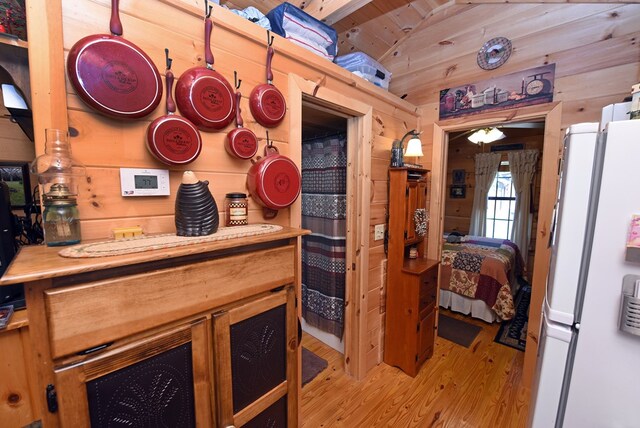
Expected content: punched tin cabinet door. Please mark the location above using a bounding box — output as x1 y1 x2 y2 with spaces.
53 319 212 427
212 286 298 428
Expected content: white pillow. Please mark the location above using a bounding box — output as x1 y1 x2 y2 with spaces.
283 12 333 49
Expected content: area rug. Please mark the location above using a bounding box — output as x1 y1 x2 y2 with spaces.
438 313 482 348
494 281 531 351
302 347 328 387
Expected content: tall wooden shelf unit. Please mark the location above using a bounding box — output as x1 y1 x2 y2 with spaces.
384 167 439 377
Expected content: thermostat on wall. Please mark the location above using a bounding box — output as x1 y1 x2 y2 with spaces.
120 168 170 196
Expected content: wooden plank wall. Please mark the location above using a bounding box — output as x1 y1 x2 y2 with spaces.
444 132 544 269
43 0 420 373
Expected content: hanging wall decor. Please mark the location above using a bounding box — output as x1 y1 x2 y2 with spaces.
439 64 555 121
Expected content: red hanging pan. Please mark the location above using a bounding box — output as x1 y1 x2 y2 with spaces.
146 49 202 166
67 0 162 119
247 132 301 218
226 73 258 160
250 33 286 128
175 3 235 131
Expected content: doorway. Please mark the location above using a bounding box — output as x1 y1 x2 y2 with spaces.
289 74 373 379
300 102 349 354
429 103 564 387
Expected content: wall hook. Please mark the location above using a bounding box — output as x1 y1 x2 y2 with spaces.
164 48 172 70
234 71 242 90
267 30 274 47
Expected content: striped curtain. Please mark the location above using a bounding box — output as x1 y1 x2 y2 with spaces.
301 134 347 339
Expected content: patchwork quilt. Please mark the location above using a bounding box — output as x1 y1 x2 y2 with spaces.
440 236 524 321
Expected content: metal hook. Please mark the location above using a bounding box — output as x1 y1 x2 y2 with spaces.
204 0 212 18
267 30 274 47
234 71 242 90
165 48 172 70
266 130 272 147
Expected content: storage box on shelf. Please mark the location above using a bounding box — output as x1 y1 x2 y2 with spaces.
335 52 392 90
266 2 338 61
383 167 439 377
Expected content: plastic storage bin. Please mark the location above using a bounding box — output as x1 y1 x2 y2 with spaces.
266 2 338 61
335 52 392 90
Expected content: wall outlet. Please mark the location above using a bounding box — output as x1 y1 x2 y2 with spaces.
374 224 385 241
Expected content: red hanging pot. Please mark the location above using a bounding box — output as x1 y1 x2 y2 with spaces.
146 50 202 166
226 88 258 160
249 35 286 128
175 4 235 131
247 136 300 217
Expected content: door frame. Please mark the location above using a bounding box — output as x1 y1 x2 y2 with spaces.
428 102 563 388
289 74 372 381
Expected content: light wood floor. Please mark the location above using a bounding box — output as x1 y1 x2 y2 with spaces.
301 310 531 427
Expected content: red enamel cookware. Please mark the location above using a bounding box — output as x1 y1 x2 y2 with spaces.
247 133 301 217
146 50 202 166
249 34 286 128
67 0 162 119
175 3 235 131
226 74 258 160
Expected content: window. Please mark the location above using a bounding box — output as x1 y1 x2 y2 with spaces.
0 163 31 208
486 169 516 239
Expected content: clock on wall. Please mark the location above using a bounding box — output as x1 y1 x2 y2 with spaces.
525 72 553 96
477 37 512 70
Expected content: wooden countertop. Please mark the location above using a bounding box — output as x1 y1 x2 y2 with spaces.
0 227 309 286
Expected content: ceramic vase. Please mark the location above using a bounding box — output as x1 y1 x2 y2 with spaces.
175 171 219 236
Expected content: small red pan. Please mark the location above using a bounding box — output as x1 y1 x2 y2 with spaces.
146 50 202 166
226 74 258 160
250 33 286 128
67 0 162 119
175 3 235 131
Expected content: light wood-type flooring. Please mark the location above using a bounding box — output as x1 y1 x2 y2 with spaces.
301 309 530 427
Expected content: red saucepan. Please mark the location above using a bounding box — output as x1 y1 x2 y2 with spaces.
226 75 258 160
67 0 162 119
247 133 301 218
175 3 235 131
146 50 202 166
250 34 286 128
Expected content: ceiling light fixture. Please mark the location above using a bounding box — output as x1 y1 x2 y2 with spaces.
468 127 505 144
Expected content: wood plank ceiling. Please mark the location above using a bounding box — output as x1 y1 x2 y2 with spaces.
220 1 639 108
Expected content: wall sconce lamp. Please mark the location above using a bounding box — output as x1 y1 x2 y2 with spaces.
391 129 423 167
467 127 505 144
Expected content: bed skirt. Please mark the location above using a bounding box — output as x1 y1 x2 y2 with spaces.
439 289 498 323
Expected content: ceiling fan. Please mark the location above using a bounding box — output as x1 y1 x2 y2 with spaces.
449 121 544 144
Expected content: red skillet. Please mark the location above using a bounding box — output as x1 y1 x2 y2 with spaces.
67 0 162 119
226 74 258 160
250 34 286 128
146 50 202 166
247 132 301 218
175 3 235 131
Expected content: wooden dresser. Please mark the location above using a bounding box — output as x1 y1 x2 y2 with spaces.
0 227 307 427
383 167 439 377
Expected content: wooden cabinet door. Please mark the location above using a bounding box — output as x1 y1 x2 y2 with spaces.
417 309 436 365
212 287 297 428
53 319 212 427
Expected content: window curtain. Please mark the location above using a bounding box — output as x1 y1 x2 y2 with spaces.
508 149 539 265
469 152 502 236
301 134 347 339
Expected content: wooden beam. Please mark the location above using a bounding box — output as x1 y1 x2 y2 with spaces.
292 0 374 25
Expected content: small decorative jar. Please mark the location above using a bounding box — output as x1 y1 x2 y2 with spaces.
42 183 81 246
225 193 248 226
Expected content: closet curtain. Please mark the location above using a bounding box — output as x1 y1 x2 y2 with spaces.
508 149 539 266
469 152 502 236
301 134 347 339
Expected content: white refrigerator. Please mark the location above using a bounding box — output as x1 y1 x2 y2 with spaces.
529 119 640 428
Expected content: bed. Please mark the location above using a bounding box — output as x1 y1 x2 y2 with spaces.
439 235 524 323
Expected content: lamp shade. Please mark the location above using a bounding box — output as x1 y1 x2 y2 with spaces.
468 127 505 144
404 137 424 157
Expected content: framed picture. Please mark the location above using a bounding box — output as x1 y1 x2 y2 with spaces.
452 169 465 185
450 185 466 199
